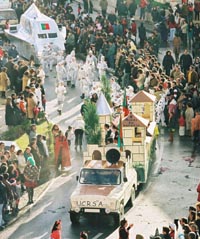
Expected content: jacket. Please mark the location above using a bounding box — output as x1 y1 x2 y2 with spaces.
0 71 9 91
0 181 7 204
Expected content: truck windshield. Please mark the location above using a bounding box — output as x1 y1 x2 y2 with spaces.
79 169 121 185
0 10 18 21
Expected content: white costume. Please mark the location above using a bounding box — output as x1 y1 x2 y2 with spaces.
40 45 49 74
56 61 67 82
55 82 67 114
65 50 75 83
37 66 45 85
126 86 135 101
57 51 64 64
68 57 78 87
97 55 108 80
86 51 98 82
35 86 43 110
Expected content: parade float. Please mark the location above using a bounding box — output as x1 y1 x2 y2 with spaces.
4 3 65 64
70 90 157 224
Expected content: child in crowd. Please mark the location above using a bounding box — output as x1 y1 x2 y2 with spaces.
65 126 74 147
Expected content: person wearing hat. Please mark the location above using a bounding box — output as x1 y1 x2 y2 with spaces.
50 220 62 239
23 156 39 205
0 174 7 230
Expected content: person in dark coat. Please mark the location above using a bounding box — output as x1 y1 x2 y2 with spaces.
30 140 42 169
168 111 176 142
4 57 15 90
180 49 193 77
129 0 137 17
0 174 7 229
138 22 147 48
159 21 169 47
162 51 175 76
8 45 19 59
118 218 134 239
5 97 15 127
13 101 25 125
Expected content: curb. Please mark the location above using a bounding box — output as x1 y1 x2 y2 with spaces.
2 178 54 228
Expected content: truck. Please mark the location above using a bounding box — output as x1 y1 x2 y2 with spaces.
0 0 18 36
69 148 138 225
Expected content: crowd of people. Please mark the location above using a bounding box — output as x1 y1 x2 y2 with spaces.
0 0 200 237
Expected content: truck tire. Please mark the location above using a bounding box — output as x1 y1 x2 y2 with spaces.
114 203 124 226
128 187 135 207
70 212 80 224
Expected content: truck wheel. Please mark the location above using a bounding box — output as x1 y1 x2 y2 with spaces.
128 187 135 207
113 204 124 226
70 212 80 224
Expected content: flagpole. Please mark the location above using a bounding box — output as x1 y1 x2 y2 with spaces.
118 112 123 152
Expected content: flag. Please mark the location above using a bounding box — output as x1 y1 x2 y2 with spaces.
123 89 129 117
41 23 50 30
118 114 123 152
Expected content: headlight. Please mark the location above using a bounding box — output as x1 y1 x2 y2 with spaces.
75 207 80 213
105 208 110 214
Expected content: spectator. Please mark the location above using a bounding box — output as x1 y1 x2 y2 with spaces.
5 97 15 127
23 156 39 205
99 0 108 18
0 67 10 99
118 218 134 239
180 50 193 77
28 124 37 144
162 51 175 76
0 175 7 230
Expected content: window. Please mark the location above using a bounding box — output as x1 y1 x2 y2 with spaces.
48 33 57 38
79 169 121 185
38 34 47 39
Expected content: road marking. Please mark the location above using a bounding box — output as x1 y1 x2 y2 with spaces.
52 102 82 124
32 232 48 238
67 96 77 103
92 233 104 239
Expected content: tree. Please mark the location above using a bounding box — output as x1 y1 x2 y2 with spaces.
83 102 101 145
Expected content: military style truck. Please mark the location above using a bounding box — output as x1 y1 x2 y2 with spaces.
69 148 138 225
